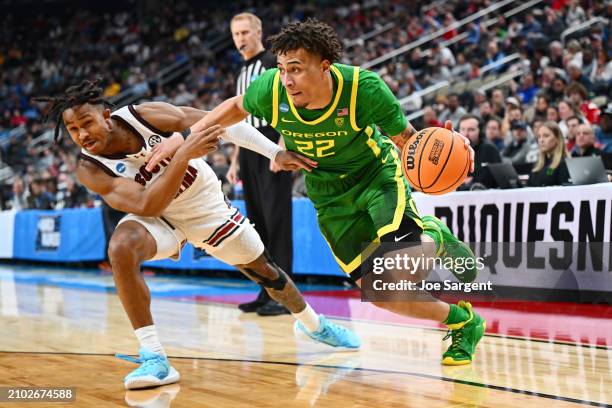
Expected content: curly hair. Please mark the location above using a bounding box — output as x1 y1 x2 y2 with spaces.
32 78 113 144
268 18 342 63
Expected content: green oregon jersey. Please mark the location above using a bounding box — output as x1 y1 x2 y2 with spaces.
243 63 407 181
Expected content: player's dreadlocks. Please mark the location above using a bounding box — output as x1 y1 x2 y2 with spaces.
32 78 113 144
268 18 342 63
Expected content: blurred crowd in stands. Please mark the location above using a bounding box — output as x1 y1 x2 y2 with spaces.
0 0 611 210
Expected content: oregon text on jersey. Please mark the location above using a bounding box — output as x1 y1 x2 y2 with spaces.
280 130 349 138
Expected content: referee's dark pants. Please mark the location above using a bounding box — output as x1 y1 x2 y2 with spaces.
240 126 294 277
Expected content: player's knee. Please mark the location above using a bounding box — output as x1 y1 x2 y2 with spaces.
238 254 288 291
108 228 148 267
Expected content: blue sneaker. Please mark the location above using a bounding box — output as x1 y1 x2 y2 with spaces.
116 348 180 390
294 315 361 351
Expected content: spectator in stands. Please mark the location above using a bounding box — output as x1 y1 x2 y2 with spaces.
422 106 442 128
565 0 587 26
501 100 525 139
565 115 582 152
484 40 506 74
597 106 612 152
475 100 495 124
545 75 568 104
471 90 487 113
581 49 596 79
564 39 583 68
572 123 602 157
532 119 544 139
451 52 471 78
566 82 601 124
10 177 27 211
458 114 502 189
525 95 549 123
558 99 582 137
408 48 427 74
567 61 593 92
547 105 560 122
517 73 539 105
542 10 565 44
428 40 457 67
491 88 506 118
502 120 532 165
485 117 505 151
547 40 564 68
10 110 27 127
55 174 90 209
592 47 612 92
520 12 542 38
439 93 466 128
26 179 54 210
528 121 570 187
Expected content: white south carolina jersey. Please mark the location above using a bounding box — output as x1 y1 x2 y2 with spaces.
79 105 222 221
79 104 263 265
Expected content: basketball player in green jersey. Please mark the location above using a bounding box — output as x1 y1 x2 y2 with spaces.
147 19 485 365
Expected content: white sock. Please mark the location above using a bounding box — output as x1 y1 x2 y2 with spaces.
134 325 166 356
292 304 321 333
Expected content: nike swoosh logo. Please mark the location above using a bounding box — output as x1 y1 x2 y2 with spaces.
281 118 295 123
381 153 390 163
394 233 413 242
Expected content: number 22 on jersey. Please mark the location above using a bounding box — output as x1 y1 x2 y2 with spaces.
294 139 335 158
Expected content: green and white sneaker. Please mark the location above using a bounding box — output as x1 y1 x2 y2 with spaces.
442 301 486 366
421 215 477 283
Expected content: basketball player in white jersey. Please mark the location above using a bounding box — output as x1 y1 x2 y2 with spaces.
34 79 360 390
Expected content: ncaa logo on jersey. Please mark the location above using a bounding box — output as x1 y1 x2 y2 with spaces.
279 103 289 113
116 163 126 173
148 135 162 147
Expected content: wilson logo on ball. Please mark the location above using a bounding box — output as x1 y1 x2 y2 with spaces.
401 127 469 195
405 130 426 170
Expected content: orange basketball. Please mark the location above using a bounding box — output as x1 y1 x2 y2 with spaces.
400 127 470 195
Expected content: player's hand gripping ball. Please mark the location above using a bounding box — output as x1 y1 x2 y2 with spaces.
401 127 470 195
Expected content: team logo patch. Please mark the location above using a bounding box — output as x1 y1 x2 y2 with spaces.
279 103 289 113
148 135 162 147
335 118 344 127
115 163 126 173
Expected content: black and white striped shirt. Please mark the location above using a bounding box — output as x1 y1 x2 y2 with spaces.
236 50 277 129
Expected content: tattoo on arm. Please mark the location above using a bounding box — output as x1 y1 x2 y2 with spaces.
403 123 417 140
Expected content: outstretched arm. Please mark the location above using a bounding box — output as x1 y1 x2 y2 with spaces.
139 100 317 173
77 124 224 217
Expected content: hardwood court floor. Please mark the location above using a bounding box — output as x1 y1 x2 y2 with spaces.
0 265 610 407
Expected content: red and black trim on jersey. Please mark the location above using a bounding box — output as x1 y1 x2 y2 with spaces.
78 152 118 177
202 209 245 247
109 115 146 159
128 105 173 137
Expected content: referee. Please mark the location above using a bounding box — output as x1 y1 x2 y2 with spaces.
228 12 294 316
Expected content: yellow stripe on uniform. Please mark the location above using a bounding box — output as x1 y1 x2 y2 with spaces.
327 149 411 275
380 139 424 230
408 196 424 229
365 126 381 157
375 147 406 238
288 65 344 125
349 66 360 132
322 234 381 274
350 67 381 159
271 71 280 128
